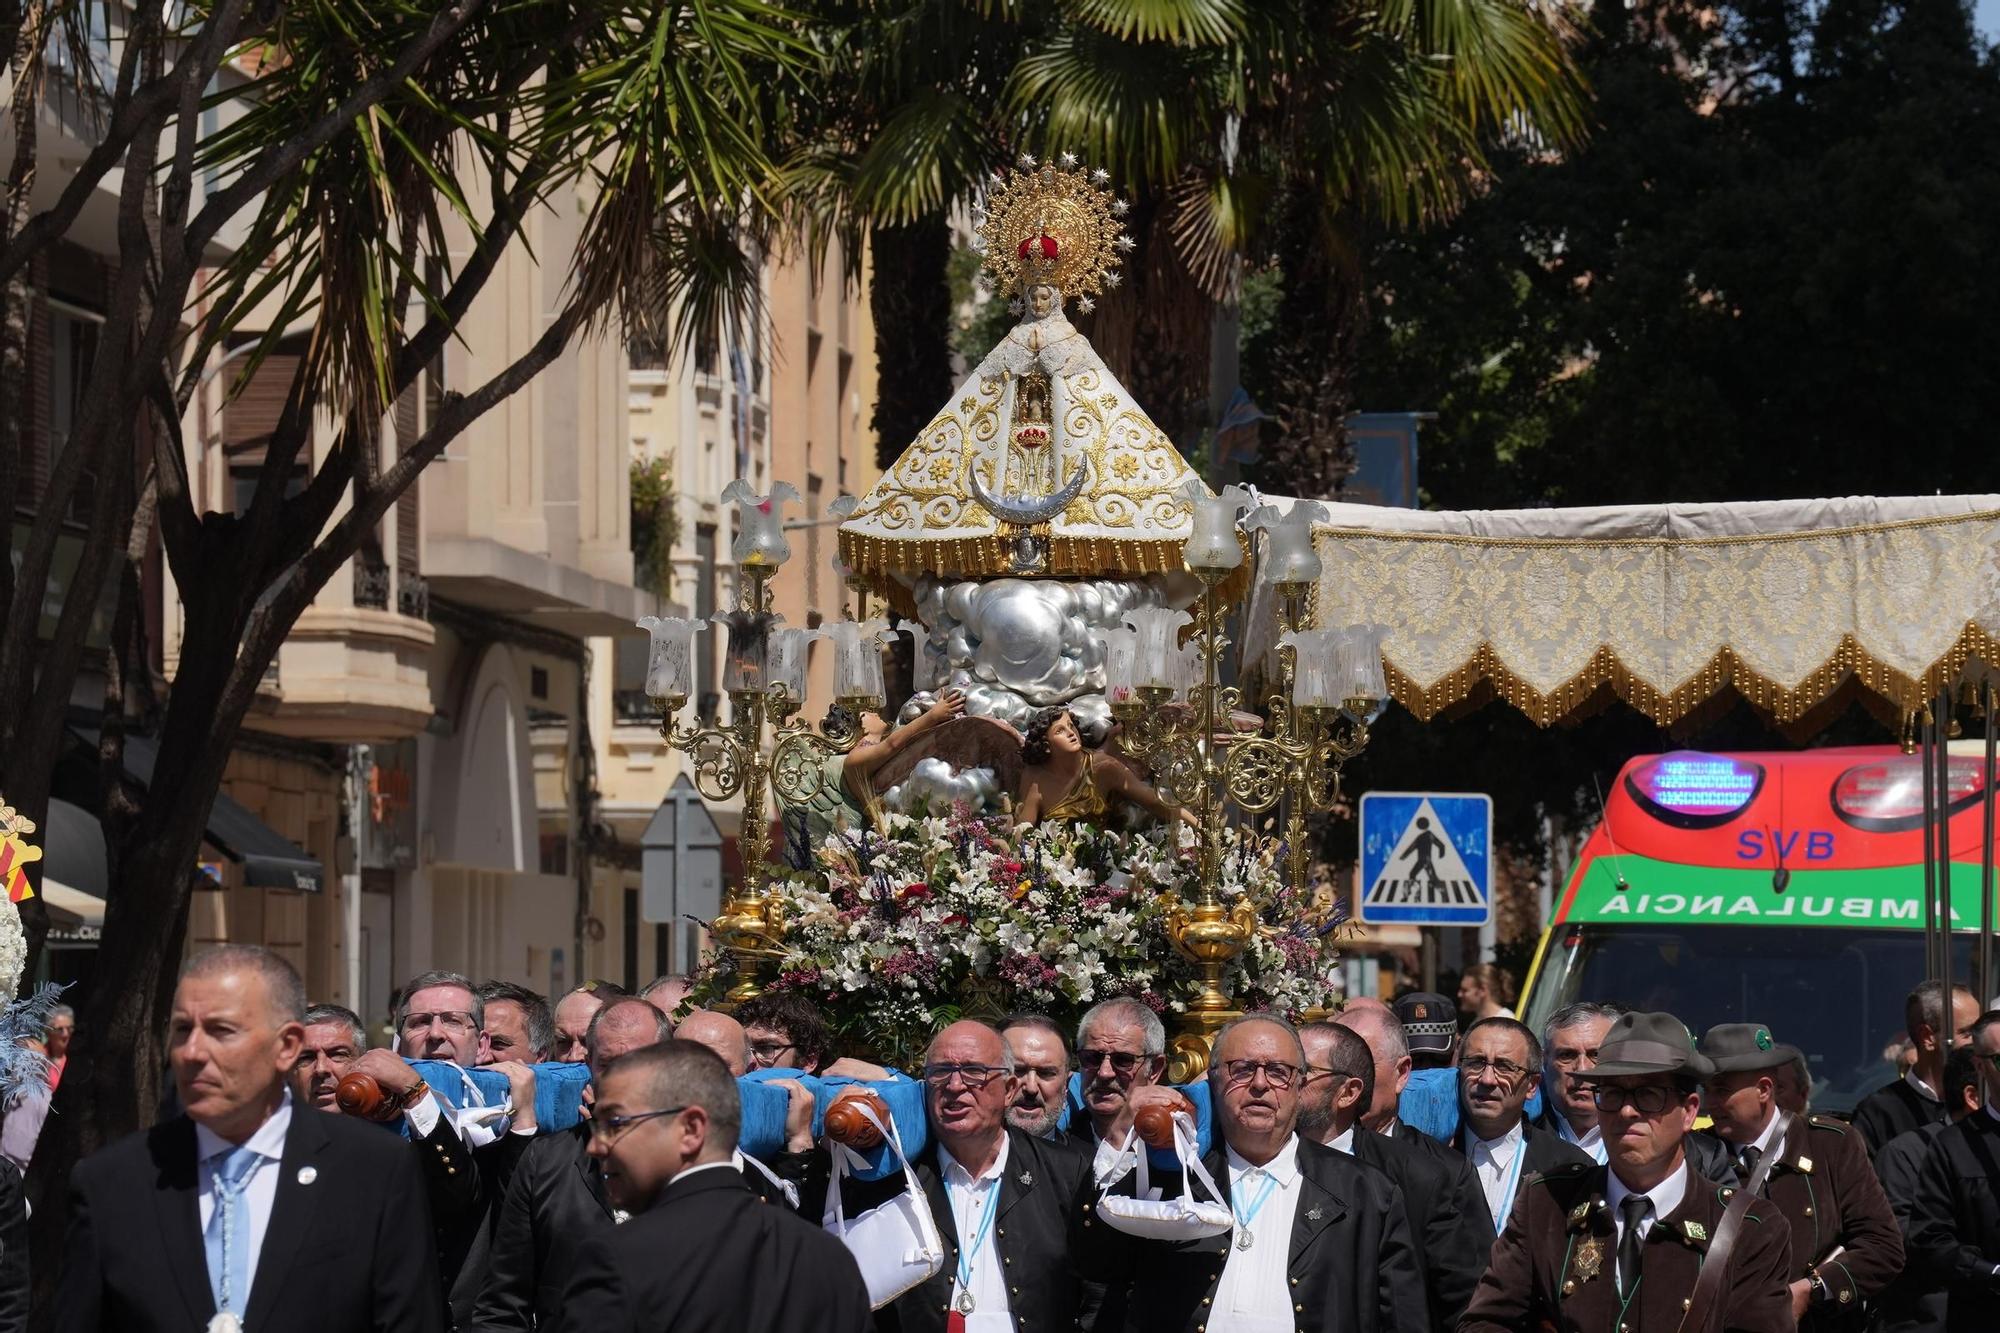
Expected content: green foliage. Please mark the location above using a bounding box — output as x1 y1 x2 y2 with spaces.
630 457 681 598
947 238 1014 369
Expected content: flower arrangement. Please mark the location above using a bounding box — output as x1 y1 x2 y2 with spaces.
695 802 1348 1064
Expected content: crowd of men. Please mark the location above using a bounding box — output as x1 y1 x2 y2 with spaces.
34 947 2000 1333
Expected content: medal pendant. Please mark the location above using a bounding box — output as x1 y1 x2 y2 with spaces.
1236 1228 1255 1251
955 1289 976 1315
208 1314 244 1333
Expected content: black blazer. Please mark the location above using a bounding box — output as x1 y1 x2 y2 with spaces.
1906 1107 2000 1333
471 1123 806 1332
1451 1119 1596 1204
1351 1128 1494 1330
841 1126 1110 1333
554 1165 871 1333
55 1107 443 1333
1852 1077 1947 1157
0 1160 26 1333
1119 1136 1429 1333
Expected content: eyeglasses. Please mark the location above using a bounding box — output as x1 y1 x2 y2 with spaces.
1301 1063 1341 1083
1219 1059 1302 1089
587 1105 686 1143
401 1011 477 1035
1550 1048 1602 1069
1079 1048 1147 1076
924 1063 1005 1089
1591 1083 1682 1116
1461 1057 1530 1082
749 1041 797 1066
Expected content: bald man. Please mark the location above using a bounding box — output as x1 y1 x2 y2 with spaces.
836 1020 1115 1332
676 1011 752 1077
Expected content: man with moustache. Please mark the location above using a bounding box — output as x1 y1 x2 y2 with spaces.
1454 1017 1593 1234
1299 1021 1491 1330
55 946 442 1333
474 997 674 1333
1698 1022 1902 1327
836 1019 1107 1332
558 1042 870 1333
1067 998 1169 1159
1000 1012 1072 1138
1461 1011 1795 1333
290 1003 368 1112
1121 1014 1428 1333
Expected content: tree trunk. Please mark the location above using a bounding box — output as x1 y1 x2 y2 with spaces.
1253 191 1363 500
1078 192 1214 456
868 217 954 470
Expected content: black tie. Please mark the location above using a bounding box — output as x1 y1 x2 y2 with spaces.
1734 1144 1762 1186
1618 1195 1651 1298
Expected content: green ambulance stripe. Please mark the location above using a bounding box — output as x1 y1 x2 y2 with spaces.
1561 854 1993 929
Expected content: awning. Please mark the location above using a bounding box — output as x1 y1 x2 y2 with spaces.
41 798 107 929
64 723 325 891
1266 494 2000 729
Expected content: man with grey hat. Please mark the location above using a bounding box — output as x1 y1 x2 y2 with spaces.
1462 1011 1795 1333
1699 1022 1902 1329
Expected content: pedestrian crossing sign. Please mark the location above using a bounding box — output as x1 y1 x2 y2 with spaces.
1359 792 1492 925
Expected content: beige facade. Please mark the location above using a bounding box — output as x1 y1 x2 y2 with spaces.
592 239 878 984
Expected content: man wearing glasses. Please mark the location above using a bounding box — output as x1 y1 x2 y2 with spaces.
1906 1008 2000 1332
836 1019 1108 1333
1697 1023 1901 1327
1533 1002 1623 1163
736 992 834 1074
561 1041 872 1332
1067 998 1173 1156
1123 1013 1428 1333
1453 1017 1592 1235
1462 1011 1794 1333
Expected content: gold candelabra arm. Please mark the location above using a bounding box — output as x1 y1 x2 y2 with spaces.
1220 736 1296 814
667 722 754 805
768 715 863 806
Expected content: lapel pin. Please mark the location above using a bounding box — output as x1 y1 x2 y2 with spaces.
1305 1206 1323 1221
296 1166 318 1186
1018 1170 1033 1187
1685 1220 1707 1242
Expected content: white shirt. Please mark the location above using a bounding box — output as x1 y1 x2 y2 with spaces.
1210 1137 1305 1333
1091 1125 1153 1196
1748 1107 1785 1158
1605 1161 1689 1290
1468 1122 1526 1229
1378 1116 1401 1138
937 1137 1012 1328
194 1090 293 1308
1553 1110 1608 1164
1325 1124 1357 1155
1904 1068 1940 1103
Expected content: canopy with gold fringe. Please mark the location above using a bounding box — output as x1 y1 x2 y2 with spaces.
1259 494 2000 729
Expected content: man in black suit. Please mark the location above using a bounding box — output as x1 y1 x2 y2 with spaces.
1906 1008 2000 1333
1872 1046 1981 1333
1300 1020 1492 1330
55 944 442 1333
1852 981 1982 1155
1122 1014 1429 1333
1453 1017 1594 1235
1064 997 1171 1163
837 1018 1110 1332
557 1041 870 1333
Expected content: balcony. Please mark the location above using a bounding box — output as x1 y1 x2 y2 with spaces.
246 578 436 741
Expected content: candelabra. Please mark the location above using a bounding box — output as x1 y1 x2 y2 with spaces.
639 481 885 1005
1109 486 1386 1078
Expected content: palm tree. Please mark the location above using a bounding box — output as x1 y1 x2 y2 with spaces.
806 0 1589 489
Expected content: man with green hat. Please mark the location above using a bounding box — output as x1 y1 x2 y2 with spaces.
1698 1022 1902 1329
1461 1012 1794 1333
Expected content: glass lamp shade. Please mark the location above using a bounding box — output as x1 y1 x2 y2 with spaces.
828 495 859 580
766 627 817 704
1122 607 1194 690
1177 479 1253 575
1094 626 1139 704
637 616 705 705
722 477 801 569
1281 628 1343 709
825 619 897 708
1337 623 1391 721
1246 500 1328 585
713 608 777 694
1173 640 1202 701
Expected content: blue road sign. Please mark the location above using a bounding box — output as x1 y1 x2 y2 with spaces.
1359 791 1493 925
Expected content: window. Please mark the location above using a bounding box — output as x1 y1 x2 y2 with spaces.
613 636 655 724
48 300 102 468
530 666 549 700
230 464 306 517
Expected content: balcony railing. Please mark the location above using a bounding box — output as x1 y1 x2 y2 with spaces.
354 559 392 610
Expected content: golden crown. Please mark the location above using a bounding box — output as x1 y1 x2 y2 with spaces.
973 153 1132 313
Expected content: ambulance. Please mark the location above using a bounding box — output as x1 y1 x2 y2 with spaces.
1517 747 1999 1115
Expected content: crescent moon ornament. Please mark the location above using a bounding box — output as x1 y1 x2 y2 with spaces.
967 456 1091 528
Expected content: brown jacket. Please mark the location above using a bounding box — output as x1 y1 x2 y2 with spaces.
1748 1113 1903 1327
1458 1160 1794 1333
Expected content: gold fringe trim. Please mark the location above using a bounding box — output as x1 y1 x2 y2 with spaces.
1387 622 2000 728
837 529 1250 619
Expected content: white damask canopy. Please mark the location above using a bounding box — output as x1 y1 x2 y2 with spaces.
1274 494 2000 728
